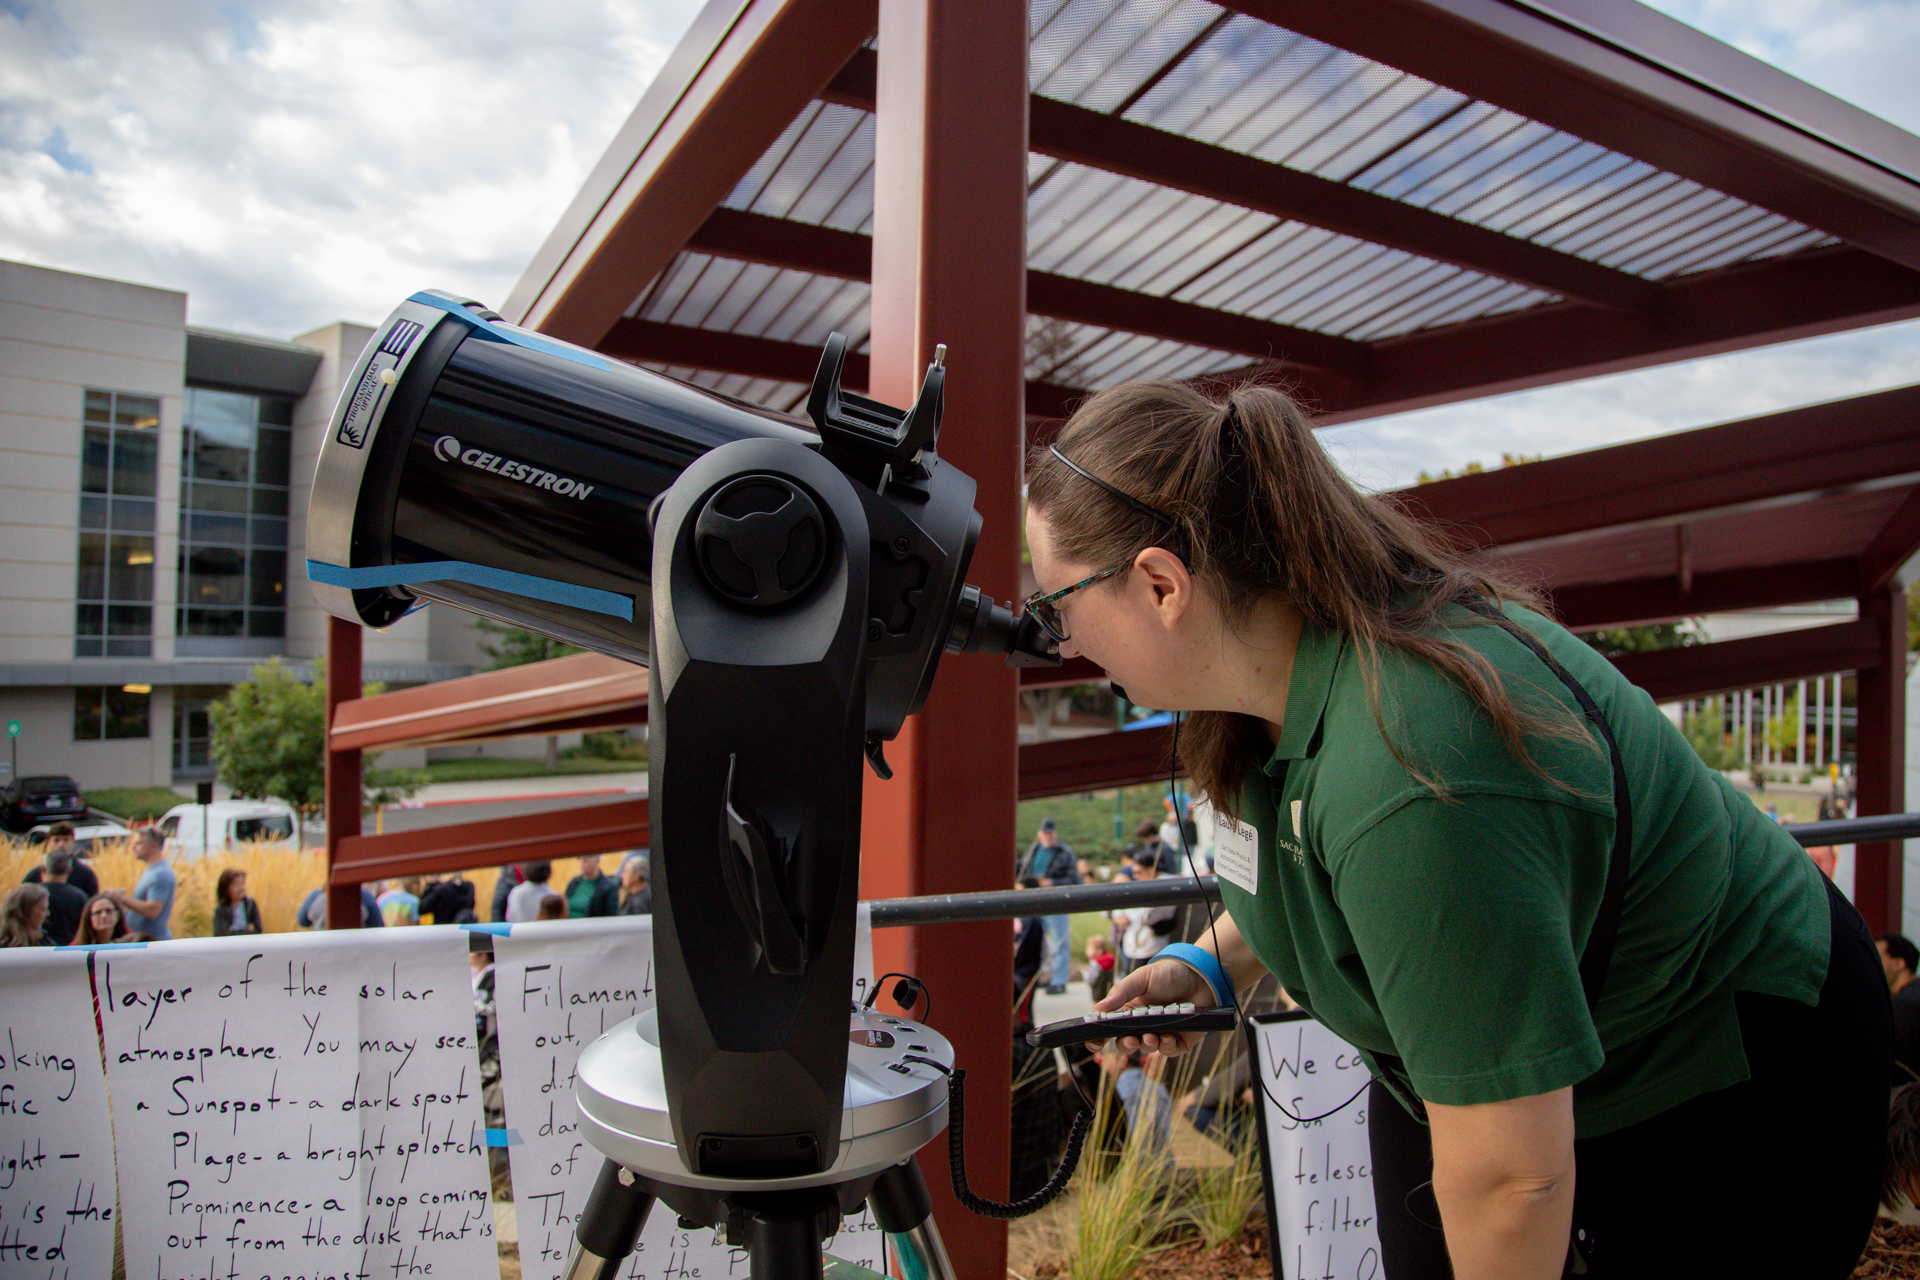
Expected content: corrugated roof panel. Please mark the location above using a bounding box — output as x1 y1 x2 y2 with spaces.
1282 73 1454 181
742 104 871 224
1672 225 1832 277
1563 184 1724 264
751 274 870 346
1617 202 1774 278
1030 0 1223 112
722 105 821 211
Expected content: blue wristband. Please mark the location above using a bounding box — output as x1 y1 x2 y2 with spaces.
1151 943 1236 1010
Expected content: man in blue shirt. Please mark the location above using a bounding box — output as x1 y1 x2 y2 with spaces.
107 827 175 941
1019 818 1079 994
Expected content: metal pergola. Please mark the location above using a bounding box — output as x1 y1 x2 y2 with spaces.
318 4 1920 1272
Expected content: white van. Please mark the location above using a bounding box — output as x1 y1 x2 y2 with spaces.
158 801 298 860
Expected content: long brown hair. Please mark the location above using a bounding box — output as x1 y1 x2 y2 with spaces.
1027 380 1590 813
71 893 130 946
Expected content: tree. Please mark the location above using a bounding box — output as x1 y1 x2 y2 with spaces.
1416 452 1542 484
208 659 428 827
1680 696 1740 773
474 618 583 768
1580 621 1703 658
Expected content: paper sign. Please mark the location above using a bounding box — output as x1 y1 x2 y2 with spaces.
0 948 119 1279
493 909 883 1280
1246 1012 1380 1280
97 929 497 1280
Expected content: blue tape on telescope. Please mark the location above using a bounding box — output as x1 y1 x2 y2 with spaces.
306 559 634 622
406 291 611 371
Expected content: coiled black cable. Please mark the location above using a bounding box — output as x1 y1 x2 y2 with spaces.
941 1065 1091 1220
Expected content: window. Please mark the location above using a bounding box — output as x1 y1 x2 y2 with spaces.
74 685 151 740
177 389 292 642
171 684 226 775
76 390 160 657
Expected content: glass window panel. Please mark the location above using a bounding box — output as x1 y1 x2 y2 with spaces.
110 498 155 531
253 428 290 486
76 532 106 601
84 390 112 424
111 429 158 496
78 496 108 529
74 638 103 658
188 389 256 425
247 609 285 638
75 603 103 636
74 688 103 740
186 608 245 636
251 486 288 516
82 426 112 493
257 396 293 426
109 535 155 601
249 548 286 606
104 687 151 739
191 481 249 514
187 546 246 605
250 517 287 548
115 395 160 429
189 513 249 544
107 604 150 636
105 637 151 658
189 424 252 482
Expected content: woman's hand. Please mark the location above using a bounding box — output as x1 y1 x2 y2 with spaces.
1091 956 1216 1057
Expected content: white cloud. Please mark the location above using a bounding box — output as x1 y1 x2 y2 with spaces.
0 0 704 336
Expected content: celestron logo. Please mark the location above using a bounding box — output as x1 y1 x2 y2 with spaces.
433 435 595 500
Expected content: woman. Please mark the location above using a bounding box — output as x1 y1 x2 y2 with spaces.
212 869 263 937
69 894 131 946
0 883 50 947
1033 381 1887 1279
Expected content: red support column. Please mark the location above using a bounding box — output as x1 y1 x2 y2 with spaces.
1852 586 1907 932
325 616 364 929
865 3 1028 1276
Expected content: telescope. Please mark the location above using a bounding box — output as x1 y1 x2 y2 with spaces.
306 291 1061 1280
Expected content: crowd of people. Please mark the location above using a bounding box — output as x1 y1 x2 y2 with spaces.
1 821 653 947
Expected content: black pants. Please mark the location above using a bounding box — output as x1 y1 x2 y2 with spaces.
1369 875 1891 1278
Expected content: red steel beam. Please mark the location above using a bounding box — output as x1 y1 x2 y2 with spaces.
1395 384 1920 551
1607 619 1884 704
1019 725 1179 800
685 207 1371 374
1234 0 1920 274
504 0 879 344
1306 245 1920 423
861 3 1027 1271
324 617 364 929
600 318 1084 422
1860 484 1920 593
331 799 651 885
1853 587 1909 931
331 652 648 753
1548 558 1862 631
822 48 1662 313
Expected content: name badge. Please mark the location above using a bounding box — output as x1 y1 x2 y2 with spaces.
1214 809 1259 896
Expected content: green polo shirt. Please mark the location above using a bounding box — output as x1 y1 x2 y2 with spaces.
1213 602 1829 1138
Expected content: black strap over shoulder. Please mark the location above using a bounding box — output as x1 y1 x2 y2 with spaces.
1460 597 1632 1018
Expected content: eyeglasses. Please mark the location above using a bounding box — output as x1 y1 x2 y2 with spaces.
1023 564 1125 643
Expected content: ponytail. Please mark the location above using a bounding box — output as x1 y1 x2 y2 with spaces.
1028 381 1592 813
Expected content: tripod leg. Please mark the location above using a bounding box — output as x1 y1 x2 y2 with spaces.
747 1206 823 1280
869 1161 958 1280
562 1159 656 1280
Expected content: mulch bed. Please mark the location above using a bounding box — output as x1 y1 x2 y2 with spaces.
1130 1221 1271 1280
1856 1218 1920 1279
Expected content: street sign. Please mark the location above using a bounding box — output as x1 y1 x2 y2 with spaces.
6 720 17 737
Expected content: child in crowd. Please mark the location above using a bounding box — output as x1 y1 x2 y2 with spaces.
1083 935 1116 1003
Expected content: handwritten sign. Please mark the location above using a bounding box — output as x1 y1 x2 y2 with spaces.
0 948 118 1280
1246 1012 1380 1280
97 929 496 1280
493 910 882 1280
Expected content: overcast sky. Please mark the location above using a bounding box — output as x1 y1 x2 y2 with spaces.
3 0 1916 488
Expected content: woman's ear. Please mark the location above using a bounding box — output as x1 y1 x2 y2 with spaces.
1134 545 1192 622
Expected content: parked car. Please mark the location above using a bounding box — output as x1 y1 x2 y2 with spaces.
1 775 87 832
25 819 133 856
158 800 298 860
